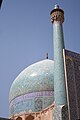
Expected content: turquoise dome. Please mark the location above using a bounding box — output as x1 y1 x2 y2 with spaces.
9 59 54 116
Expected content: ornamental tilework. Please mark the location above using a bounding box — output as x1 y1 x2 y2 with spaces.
34 97 43 111
53 105 68 120
9 59 54 102
53 105 62 120
65 49 80 119
9 91 54 116
53 22 67 105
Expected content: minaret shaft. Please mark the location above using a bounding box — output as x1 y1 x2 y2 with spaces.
50 5 67 105
53 22 66 105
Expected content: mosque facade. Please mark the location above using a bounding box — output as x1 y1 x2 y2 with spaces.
1 4 80 120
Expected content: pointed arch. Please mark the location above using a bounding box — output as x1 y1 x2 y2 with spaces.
26 115 34 120
16 117 22 120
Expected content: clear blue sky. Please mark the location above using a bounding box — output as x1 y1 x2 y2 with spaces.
0 0 80 118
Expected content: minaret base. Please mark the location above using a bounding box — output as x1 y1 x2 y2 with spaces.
53 105 69 120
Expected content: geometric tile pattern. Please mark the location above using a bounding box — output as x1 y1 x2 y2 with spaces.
53 105 69 120
65 49 80 120
53 22 67 105
9 91 54 116
9 59 54 116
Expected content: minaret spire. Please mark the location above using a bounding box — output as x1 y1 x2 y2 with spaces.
50 5 67 105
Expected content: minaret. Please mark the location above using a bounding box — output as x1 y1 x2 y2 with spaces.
50 5 67 105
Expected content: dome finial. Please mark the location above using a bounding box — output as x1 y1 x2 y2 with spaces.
54 4 59 9
45 53 48 59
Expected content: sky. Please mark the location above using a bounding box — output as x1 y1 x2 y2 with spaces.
0 0 80 118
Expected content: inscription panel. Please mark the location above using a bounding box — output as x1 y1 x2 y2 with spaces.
9 91 54 116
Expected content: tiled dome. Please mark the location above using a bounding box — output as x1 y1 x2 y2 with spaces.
9 59 54 116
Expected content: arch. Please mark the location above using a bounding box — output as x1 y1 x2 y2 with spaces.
26 115 34 120
16 117 22 120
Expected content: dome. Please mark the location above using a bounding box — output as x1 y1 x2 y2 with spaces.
9 59 54 116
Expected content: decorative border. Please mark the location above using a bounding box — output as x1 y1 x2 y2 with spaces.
9 91 54 116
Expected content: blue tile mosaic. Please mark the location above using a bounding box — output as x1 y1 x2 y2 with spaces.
9 59 54 116
53 105 69 120
65 49 80 119
53 22 67 105
9 91 54 116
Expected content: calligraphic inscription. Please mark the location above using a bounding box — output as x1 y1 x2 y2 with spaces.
9 91 54 116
